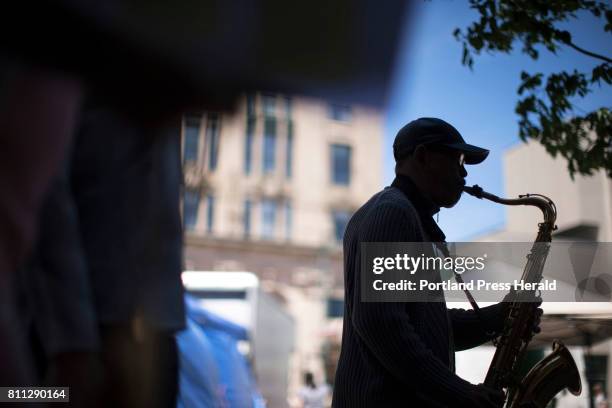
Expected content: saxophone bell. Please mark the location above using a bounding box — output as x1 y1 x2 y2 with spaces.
510 341 582 407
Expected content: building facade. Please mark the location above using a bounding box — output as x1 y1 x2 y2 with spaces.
474 141 612 242
180 93 384 404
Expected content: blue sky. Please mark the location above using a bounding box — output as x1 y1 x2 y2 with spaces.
383 0 612 241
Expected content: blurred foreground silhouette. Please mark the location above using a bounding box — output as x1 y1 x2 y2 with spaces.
0 1 408 406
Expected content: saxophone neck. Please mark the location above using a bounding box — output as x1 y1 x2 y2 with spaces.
463 185 557 236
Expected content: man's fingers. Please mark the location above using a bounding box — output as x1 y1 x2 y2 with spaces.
530 307 543 334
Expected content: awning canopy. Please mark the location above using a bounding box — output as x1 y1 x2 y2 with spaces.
532 316 612 347
449 301 612 347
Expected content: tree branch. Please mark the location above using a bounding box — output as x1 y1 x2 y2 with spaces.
565 40 612 63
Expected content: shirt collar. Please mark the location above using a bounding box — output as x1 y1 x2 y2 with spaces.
390 174 446 242
391 174 440 217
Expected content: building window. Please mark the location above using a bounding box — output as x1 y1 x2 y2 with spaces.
261 199 277 240
206 113 220 171
244 199 252 238
326 298 344 318
285 96 292 119
246 94 256 118
331 144 351 185
183 190 200 230
183 115 201 163
245 95 256 175
286 122 293 179
328 104 352 122
332 210 351 242
285 201 292 240
263 118 276 173
245 118 255 175
206 195 215 234
262 94 276 117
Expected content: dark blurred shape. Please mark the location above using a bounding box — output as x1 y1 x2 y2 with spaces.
2 0 408 114
0 0 410 395
0 63 83 386
15 100 185 403
67 105 185 408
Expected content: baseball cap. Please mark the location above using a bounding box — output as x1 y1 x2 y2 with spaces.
393 117 489 164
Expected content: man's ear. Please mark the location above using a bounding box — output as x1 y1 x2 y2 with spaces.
412 144 427 165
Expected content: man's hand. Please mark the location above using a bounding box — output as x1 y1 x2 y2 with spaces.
530 306 544 335
501 289 543 336
466 384 505 408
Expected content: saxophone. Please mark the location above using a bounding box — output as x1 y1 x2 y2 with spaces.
463 185 582 408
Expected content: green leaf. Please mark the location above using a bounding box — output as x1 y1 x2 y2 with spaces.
518 72 543 94
555 30 572 44
450 0 612 177
591 63 612 85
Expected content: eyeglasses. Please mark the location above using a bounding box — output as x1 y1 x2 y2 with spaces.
399 144 466 167
458 153 465 167
425 144 466 167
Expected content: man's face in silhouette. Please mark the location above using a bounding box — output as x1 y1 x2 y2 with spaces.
415 145 468 208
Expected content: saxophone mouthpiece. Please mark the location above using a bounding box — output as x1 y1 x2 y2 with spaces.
463 184 484 199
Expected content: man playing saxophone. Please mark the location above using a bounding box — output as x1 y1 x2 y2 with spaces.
332 118 541 407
